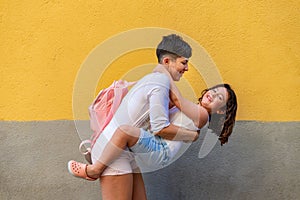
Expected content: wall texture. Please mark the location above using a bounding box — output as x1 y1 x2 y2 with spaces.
1 0 299 121
0 121 299 200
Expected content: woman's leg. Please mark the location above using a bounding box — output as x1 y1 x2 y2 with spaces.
100 174 133 200
87 125 141 178
132 172 147 200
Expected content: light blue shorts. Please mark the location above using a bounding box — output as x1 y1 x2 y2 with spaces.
129 129 170 172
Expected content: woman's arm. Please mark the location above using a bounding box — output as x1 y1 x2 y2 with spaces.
156 123 199 142
145 72 198 142
153 65 209 128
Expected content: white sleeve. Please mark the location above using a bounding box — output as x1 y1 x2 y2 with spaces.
146 73 170 133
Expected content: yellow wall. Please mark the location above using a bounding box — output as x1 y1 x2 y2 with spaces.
1 0 299 121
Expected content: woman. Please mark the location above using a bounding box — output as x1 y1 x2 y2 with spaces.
68 67 238 199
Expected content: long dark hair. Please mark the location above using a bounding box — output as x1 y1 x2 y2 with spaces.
198 84 238 145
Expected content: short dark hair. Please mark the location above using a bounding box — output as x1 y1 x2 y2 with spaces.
156 34 192 63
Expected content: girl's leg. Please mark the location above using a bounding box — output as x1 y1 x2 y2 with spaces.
132 172 147 200
100 174 133 200
87 125 141 178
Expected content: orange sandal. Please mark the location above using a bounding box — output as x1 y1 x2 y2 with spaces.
67 160 98 181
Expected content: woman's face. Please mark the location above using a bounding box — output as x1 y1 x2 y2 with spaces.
201 86 229 114
167 57 189 81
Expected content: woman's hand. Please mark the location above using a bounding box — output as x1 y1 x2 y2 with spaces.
183 129 200 143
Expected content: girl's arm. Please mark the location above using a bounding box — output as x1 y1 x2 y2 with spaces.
153 65 209 128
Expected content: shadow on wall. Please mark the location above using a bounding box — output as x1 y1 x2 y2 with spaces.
143 121 300 200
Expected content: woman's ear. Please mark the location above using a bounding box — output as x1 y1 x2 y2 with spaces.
162 56 170 65
216 109 226 115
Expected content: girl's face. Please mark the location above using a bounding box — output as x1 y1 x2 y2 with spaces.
201 87 229 114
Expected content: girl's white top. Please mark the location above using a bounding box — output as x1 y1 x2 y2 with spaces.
165 107 206 159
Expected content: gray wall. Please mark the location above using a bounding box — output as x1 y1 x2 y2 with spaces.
1 121 299 200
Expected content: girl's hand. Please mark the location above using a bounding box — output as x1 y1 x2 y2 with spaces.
168 100 175 109
169 90 179 107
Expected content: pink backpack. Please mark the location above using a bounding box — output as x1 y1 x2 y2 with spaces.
79 80 135 163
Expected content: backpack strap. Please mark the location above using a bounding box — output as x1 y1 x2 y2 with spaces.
133 109 150 127
79 139 92 155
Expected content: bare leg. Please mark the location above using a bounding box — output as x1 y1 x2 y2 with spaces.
133 172 147 200
100 174 133 200
86 125 141 179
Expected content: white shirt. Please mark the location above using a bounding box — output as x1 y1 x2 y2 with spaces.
166 107 199 159
105 72 171 137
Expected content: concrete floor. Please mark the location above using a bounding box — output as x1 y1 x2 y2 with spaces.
1 121 299 200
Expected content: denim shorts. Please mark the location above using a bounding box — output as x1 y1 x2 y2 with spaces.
130 128 170 173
